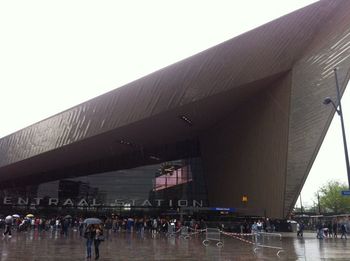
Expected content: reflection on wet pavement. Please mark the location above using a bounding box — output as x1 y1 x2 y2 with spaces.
1 230 350 260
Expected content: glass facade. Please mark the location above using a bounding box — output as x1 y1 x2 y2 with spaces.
0 157 207 216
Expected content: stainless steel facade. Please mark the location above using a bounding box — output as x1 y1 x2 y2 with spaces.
1 0 350 218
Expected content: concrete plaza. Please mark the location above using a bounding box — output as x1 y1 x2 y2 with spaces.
1 230 350 260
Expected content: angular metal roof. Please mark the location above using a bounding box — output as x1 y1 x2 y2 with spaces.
1 0 350 217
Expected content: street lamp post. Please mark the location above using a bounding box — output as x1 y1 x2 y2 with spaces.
323 67 350 189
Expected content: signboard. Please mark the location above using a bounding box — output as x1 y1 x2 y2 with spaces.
0 197 204 208
341 190 350 196
210 207 236 212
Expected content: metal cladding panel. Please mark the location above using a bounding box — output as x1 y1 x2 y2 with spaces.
200 74 291 218
0 1 336 170
0 1 349 219
285 0 350 216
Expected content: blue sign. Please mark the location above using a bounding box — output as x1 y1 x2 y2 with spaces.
210 207 236 212
341 190 350 196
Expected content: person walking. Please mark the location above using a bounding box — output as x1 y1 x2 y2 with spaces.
299 222 304 237
296 222 301 237
94 224 104 260
62 218 69 237
251 221 258 242
316 221 323 239
84 224 95 259
79 218 85 237
104 218 112 239
151 218 158 238
256 220 263 232
297 222 304 237
333 222 338 238
340 223 347 239
3 215 13 238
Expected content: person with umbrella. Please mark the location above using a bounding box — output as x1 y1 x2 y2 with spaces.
12 214 20 230
18 217 28 232
61 216 71 236
83 218 103 260
84 224 95 259
93 224 104 260
3 215 13 238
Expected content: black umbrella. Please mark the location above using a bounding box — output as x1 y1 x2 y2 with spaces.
64 215 72 219
83 218 102 225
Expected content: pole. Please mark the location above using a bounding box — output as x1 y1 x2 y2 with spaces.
334 68 350 189
299 193 303 214
317 192 321 214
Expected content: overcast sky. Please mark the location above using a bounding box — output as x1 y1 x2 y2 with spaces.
1 0 347 206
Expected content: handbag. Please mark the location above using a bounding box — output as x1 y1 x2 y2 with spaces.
97 234 105 241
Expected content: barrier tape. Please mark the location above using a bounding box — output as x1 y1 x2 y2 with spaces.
221 231 255 245
225 232 254 236
188 227 206 233
220 231 283 251
221 231 281 237
257 232 282 238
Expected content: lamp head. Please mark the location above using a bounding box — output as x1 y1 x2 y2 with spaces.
323 97 332 105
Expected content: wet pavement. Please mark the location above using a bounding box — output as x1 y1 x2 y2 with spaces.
1 230 350 260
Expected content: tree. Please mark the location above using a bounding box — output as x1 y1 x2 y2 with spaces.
317 181 350 214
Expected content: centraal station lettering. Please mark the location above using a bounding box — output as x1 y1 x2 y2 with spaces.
0 197 204 208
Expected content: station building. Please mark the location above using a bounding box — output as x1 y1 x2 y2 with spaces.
1 0 350 219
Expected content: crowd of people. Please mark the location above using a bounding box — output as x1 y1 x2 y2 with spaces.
0 214 292 239
314 221 348 239
294 217 350 240
3 213 350 259
1 213 212 259
1 215 204 235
